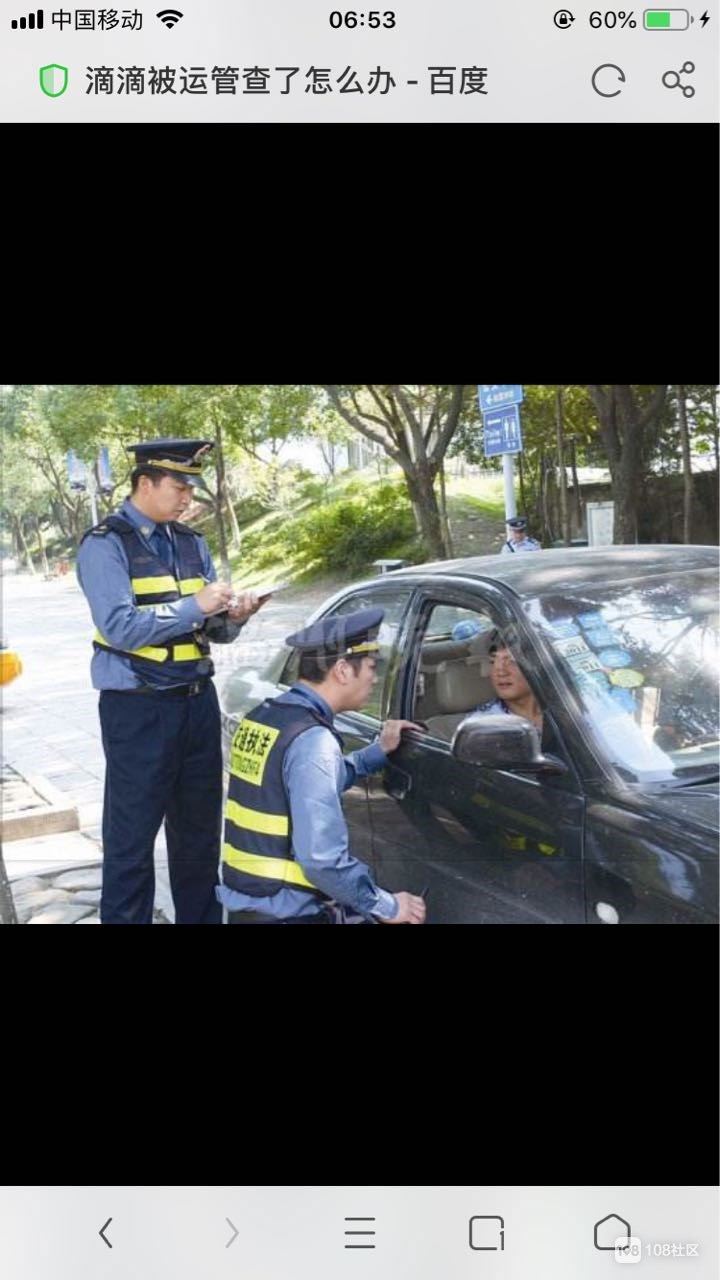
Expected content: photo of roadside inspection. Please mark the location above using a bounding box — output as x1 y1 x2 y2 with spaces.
2 384 718 924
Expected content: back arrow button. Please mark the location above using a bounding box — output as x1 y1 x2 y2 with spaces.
99 1219 113 1249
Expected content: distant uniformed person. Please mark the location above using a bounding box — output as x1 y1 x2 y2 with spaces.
218 608 427 925
76 438 264 925
501 515 542 554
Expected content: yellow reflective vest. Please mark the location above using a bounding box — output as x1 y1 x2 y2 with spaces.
85 515 213 684
222 698 342 899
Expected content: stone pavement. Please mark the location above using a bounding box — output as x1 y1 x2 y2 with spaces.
1 570 340 923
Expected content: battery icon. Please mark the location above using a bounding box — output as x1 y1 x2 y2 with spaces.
643 9 690 27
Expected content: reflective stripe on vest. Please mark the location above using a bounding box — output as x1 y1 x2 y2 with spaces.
129 575 204 598
222 699 343 900
222 844 318 892
93 631 205 664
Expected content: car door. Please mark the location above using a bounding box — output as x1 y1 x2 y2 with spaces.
368 583 587 923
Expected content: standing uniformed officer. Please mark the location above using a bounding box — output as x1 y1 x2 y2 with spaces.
218 608 427 925
501 515 542 554
76 437 263 925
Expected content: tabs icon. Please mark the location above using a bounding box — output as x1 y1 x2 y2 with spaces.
469 1216 505 1251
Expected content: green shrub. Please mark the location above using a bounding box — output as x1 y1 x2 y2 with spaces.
237 517 288 569
285 483 415 573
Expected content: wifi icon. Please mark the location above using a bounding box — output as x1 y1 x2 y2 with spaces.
156 8 183 26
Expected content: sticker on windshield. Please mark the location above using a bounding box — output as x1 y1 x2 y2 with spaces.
581 626 622 649
568 651 604 674
550 633 606 673
545 618 580 638
609 668 645 688
553 635 591 660
576 611 605 629
575 669 610 692
598 647 633 668
609 686 636 713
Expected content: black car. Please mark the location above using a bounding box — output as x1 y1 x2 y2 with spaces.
220 546 719 924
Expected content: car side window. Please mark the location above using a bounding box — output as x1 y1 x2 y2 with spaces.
280 589 412 721
412 605 501 742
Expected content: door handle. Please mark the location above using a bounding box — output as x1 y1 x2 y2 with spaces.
595 901 620 924
384 766 413 800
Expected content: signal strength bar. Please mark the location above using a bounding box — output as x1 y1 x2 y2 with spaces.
11 8 44 26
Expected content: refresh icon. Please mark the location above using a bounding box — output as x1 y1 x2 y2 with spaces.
592 63 626 96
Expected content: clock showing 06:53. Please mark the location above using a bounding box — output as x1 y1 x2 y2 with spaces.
329 11 397 27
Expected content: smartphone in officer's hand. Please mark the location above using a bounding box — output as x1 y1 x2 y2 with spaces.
254 582 290 600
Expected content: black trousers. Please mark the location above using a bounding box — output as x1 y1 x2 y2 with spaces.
99 684 223 924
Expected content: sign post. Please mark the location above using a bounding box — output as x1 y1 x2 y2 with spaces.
478 386 525 520
66 448 108 527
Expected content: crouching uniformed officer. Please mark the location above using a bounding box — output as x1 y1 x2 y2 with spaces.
218 608 427 924
76 437 264 925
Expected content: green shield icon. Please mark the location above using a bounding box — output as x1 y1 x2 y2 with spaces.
39 64 69 97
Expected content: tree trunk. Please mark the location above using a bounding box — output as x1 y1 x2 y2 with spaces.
223 473 243 550
69 505 84 553
676 385 694 544
588 385 668 546
613 462 641 543
438 463 454 558
50 498 69 540
405 467 448 559
408 493 424 540
702 386 712 478
540 452 556 544
322 383 465 561
34 516 50 575
213 425 231 581
518 452 528 521
555 388 570 545
568 435 582 534
14 515 35 574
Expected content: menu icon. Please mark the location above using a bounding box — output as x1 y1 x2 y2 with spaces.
344 1217 376 1249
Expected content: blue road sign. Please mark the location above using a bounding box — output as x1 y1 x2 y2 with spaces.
97 446 114 494
478 384 524 413
484 405 523 456
66 449 88 491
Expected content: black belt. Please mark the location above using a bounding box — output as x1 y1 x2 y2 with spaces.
120 680 211 698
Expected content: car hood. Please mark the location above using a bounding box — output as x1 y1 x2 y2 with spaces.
613 783 720 841
643 784 719 833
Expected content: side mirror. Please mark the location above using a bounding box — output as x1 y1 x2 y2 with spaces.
451 712 567 775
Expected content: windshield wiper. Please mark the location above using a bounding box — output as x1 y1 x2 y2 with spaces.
669 766 720 787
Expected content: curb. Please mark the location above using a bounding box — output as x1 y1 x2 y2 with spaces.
1 773 80 843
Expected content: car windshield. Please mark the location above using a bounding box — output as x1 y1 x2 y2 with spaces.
523 568 719 784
